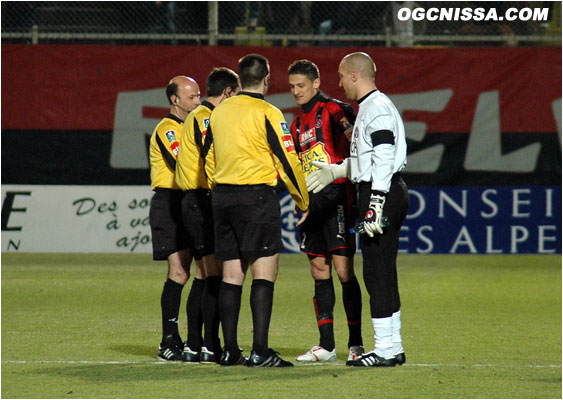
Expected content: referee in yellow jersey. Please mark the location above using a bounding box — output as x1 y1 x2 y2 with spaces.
205 54 309 367
175 67 241 363
149 76 204 361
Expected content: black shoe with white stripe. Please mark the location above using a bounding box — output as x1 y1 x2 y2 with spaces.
346 351 397 367
245 349 293 367
394 352 406 365
220 348 246 366
157 334 184 361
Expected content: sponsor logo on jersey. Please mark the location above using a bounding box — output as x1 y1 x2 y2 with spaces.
301 142 329 176
165 130 176 143
171 141 179 156
280 122 290 135
281 134 295 152
300 128 316 146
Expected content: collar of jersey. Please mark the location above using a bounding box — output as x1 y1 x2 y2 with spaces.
301 91 323 114
165 113 184 124
357 89 379 105
201 100 215 111
239 91 264 100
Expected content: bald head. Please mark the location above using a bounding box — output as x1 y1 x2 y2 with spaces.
337 52 377 101
166 75 201 119
340 52 376 80
166 76 199 105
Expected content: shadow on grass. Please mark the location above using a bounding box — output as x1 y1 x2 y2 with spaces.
32 362 359 385
109 344 154 358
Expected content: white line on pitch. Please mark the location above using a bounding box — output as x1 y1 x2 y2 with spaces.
2 360 561 368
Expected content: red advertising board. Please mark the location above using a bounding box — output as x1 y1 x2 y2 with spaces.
2 45 560 133
1 45 561 187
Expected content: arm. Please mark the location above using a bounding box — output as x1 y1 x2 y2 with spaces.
155 127 180 171
265 110 309 212
203 124 215 189
305 159 349 194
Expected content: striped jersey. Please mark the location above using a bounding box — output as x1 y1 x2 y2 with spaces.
289 92 355 184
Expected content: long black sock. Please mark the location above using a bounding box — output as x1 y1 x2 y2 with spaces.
186 278 205 350
250 279 274 356
341 276 363 348
219 281 243 352
314 278 335 351
161 278 184 342
202 276 222 352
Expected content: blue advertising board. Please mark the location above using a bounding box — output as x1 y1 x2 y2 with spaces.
280 186 561 254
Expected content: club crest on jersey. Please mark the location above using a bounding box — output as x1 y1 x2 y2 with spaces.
280 122 290 135
165 130 176 143
315 115 322 129
281 134 295 152
203 118 210 129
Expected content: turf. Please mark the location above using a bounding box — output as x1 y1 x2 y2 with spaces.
2 253 561 398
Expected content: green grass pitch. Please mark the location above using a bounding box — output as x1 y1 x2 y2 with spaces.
2 253 561 398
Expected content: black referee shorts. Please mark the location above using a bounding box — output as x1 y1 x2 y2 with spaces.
181 189 214 260
149 188 190 261
212 184 282 261
299 183 356 258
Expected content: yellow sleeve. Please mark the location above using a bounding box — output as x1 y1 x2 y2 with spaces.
156 124 181 170
265 108 309 211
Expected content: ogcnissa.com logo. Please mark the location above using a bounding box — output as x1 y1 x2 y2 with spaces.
397 7 550 22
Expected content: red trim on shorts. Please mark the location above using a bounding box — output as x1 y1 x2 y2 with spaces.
303 251 326 258
328 245 350 253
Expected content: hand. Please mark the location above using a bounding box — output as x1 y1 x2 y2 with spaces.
296 209 309 228
364 192 386 237
305 161 347 194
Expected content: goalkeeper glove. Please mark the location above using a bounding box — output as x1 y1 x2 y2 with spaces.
364 191 386 237
305 160 347 194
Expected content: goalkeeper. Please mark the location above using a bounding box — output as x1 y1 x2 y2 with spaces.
307 52 409 367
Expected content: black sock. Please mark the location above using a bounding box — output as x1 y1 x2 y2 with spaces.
342 276 363 348
250 279 274 356
202 276 222 352
219 281 243 352
186 278 205 350
314 278 335 351
161 278 184 342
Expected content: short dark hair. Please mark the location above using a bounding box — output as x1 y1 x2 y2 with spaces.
288 59 320 82
206 67 240 97
238 54 269 89
165 81 178 105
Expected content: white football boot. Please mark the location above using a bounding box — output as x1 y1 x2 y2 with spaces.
295 346 337 362
347 345 365 361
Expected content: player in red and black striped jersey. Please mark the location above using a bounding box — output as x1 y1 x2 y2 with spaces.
288 60 364 363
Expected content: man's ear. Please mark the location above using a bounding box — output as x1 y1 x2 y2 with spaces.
313 78 321 90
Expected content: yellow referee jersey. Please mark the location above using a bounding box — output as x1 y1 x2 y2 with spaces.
176 101 214 190
149 113 183 190
205 92 309 211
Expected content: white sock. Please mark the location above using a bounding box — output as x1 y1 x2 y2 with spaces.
372 316 393 359
392 310 404 355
